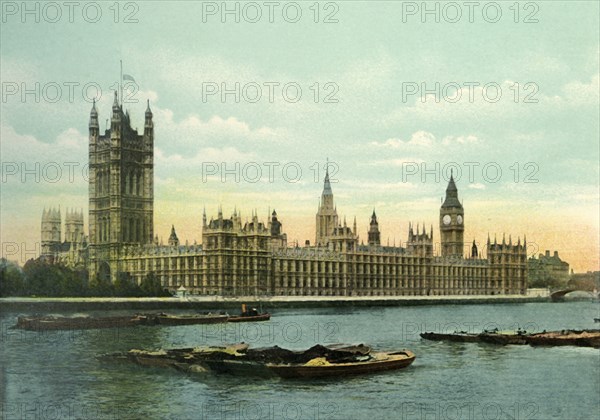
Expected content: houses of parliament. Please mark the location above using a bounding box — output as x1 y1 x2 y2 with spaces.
40 95 528 296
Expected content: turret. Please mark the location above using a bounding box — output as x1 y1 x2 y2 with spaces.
471 240 478 258
65 208 84 244
41 207 62 257
270 210 282 236
144 99 154 138
439 170 464 258
111 91 121 135
168 225 179 246
89 99 99 131
368 209 381 246
407 220 433 257
111 91 120 118
88 100 99 152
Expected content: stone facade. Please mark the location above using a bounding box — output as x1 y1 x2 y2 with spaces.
42 100 529 296
88 93 154 282
118 161 527 296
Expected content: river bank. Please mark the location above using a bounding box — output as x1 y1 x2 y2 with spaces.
0 294 550 312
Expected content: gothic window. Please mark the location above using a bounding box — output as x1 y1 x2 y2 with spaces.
123 218 129 242
97 171 103 194
131 219 136 242
129 219 134 242
136 172 141 196
127 171 133 195
104 170 110 193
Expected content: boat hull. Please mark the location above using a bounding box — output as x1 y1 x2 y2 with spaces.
421 329 600 348
156 315 228 326
266 351 416 378
15 313 228 330
16 316 148 331
227 313 271 323
420 332 481 343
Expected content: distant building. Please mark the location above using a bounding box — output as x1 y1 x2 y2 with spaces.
568 271 600 292
40 97 529 296
527 250 570 287
40 207 87 268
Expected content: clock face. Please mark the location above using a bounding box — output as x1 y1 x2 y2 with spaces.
457 215 463 225
443 215 451 225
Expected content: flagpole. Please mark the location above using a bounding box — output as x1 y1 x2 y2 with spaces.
120 60 123 106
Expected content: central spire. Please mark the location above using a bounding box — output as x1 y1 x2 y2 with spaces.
322 160 333 196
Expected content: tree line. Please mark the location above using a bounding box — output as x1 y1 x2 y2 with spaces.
0 258 171 297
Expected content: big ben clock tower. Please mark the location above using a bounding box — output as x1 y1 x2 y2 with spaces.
440 171 464 257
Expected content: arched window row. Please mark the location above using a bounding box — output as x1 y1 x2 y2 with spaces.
122 217 146 243
96 170 110 194
124 169 143 196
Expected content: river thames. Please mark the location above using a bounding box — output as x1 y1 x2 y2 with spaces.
1 301 598 419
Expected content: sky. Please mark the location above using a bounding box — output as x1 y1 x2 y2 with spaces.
1 1 598 272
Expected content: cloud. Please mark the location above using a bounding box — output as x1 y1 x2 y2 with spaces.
442 135 479 145
468 183 486 190
145 99 289 157
370 131 436 149
562 74 599 105
0 124 87 163
155 146 255 169
370 131 480 149
383 75 599 126
366 158 425 167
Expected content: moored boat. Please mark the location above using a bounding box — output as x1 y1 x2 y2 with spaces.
16 314 154 331
227 313 271 323
265 350 415 378
525 330 600 348
227 304 271 322
420 331 481 343
421 329 600 348
156 313 229 326
15 312 228 330
107 343 416 379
